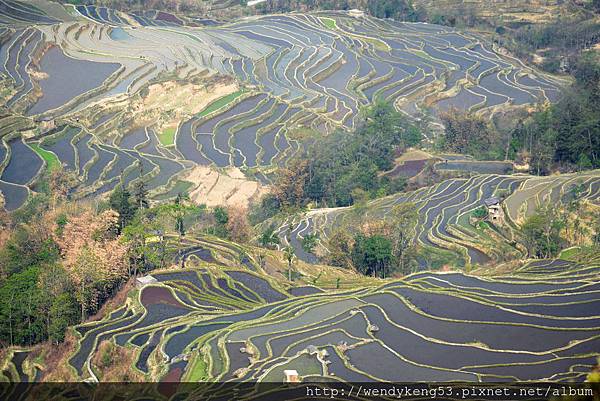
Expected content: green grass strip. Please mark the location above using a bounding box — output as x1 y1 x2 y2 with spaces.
559 247 581 260
320 17 337 30
158 127 176 147
196 89 246 119
187 354 209 381
30 144 60 171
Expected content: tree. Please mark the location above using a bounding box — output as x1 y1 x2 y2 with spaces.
283 246 296 281
574 51 600 92
272 159 310 209
0 266 46 346
267 101 422 210
109 186 137 232
52 209 128 320
325 229 354 268
37 262 71 339
351 188 369 222
48 292 78 344
213 206 229 226
257 251 267 269
472 206 488 219
156 194 203 253
351 234 394 278
359 100 409 171
531 127 557 176
212 206 229 238
439 108 499 159
71 247 104 321
0 206 10 250
226 206 251 243
0 223 59 279
367 0 415 19
388 202 418 274
258 225 280 249
176 195 188 238
301 233 319 254
578 154 593 171
594 209 600 246
520 206 565 258
508 51 600 173
132 173 149 210
121 213 160 277
48 169 77 208
249 193 281 225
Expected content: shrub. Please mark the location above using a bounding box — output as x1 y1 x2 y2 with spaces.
472 206 488 219
301 233 319 254
258 225 280 248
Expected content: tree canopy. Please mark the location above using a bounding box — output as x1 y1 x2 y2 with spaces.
271 101 421 210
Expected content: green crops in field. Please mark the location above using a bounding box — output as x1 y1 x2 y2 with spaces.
30 144 60 171
320 17 337 30
197 89 246 119
158 127 177 146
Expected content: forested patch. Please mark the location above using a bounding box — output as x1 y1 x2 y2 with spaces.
0 171 254 347
267 102 421 211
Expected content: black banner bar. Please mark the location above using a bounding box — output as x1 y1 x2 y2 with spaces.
0 382 598 401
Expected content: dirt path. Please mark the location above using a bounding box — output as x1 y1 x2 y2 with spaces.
185 166 269 208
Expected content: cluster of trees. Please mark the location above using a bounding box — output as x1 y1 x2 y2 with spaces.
520 206 565 259
108 184 200 275
0 166 254 347
75 0 424 20
255 202 419 280
0 171 128 346
365 0 417 20
85 0 421 20
256 0 353 13
208 205 252 243
109 185 253 271
74 0 203 13
325 202 419 277
255 101 421 220
417 3 480 28
437 108 504 160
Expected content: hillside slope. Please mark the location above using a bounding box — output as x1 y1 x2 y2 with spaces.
1 237 598 388
0 2 565 212
411 0 589 24
268 170 600 267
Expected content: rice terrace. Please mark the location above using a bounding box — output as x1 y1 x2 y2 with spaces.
0 0 599 397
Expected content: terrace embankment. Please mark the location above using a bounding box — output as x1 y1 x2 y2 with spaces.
2 230 598 384
1 6 567 210
268 170 600 267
